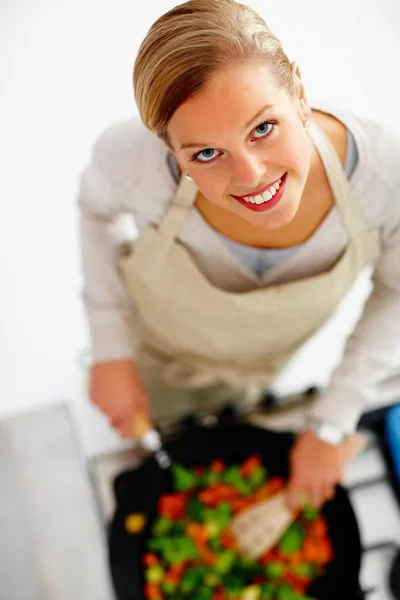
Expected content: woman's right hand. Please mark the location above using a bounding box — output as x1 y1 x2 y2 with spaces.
89 359 151 439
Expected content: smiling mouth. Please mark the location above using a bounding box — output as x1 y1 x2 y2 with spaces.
235 176 284 201
231 173 287 212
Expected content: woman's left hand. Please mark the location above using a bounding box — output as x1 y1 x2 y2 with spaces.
287 429 348 510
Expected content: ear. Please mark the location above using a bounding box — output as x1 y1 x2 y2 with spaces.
290 62 311 125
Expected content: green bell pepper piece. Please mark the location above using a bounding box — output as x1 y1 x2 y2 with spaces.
202 470 219 486
147 537 169 552
179 566 204 594
265 561 287 578
209 537 224 553
204 502 232 533
162 580 177 594
152 515 173 536
247 466 267 491
214 550 237 575
223 466 253 495
278 523 305 555
302 503 320 521
222 573 245 596
261 582 278 600
186 497 206 522
193 587 214 600
171 464 199 491
162 537 199 565
204 572 220 587
171 521 185 536
292 563 318 578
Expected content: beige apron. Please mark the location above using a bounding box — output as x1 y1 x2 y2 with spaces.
118 122 381 420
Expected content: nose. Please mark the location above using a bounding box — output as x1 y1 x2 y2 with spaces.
231 151 266 191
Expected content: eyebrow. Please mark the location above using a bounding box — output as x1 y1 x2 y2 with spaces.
179 103 274 150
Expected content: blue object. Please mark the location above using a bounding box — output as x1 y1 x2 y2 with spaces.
385 403 400 483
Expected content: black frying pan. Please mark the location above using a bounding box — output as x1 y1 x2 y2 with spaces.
108 418 364 600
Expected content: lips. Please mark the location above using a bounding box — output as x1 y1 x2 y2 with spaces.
231 173 287 213
236 176 284 199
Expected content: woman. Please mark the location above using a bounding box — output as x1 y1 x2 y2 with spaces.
78 0 400 508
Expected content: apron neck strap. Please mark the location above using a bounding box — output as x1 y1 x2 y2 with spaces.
158 174 198 238
306 121 367 238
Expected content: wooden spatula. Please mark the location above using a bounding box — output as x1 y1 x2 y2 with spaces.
230 432 368 560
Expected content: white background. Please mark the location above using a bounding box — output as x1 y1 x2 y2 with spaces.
1 0 399 455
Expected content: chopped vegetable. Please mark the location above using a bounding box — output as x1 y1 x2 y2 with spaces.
302 504 320 522
214 551 236 575
247 466 267 492
171 463 199 492
222 466 253 495
291 563 317 579
143 455 333 599
261 581 278 599
265 561 287 578
152 516 173 537
125 513 147 534
143 553 159 568
186 497 207 522
145 564 164 584
240 584 262 600
222 572 244 596
240 455 263 477
279 524 305 555
211 460 225 473
144 582 163 599
158 493 187 520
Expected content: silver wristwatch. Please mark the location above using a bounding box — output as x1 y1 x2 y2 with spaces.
306 417 346 445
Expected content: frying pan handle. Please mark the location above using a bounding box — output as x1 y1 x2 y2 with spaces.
133 412 162 452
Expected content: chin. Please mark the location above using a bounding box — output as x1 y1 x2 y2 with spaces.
247 199 300 230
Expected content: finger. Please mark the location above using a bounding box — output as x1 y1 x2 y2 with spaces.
324 481 336 503
110 412 133 437
309 481 325 509
119 419 136 439
287 478 306 510
109 414 127 430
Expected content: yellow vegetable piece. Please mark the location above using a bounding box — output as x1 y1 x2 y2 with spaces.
240 585 261 600
125 513 147 534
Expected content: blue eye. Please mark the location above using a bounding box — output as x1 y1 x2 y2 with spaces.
253 122 274 139
194 148 219 163
190 120 277 165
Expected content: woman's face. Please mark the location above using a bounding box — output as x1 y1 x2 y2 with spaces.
167 63 312 230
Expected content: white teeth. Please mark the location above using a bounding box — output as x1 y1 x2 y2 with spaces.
239 177 282 205
262 190 273 201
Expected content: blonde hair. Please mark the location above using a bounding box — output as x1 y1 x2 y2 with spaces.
133 0 294 144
